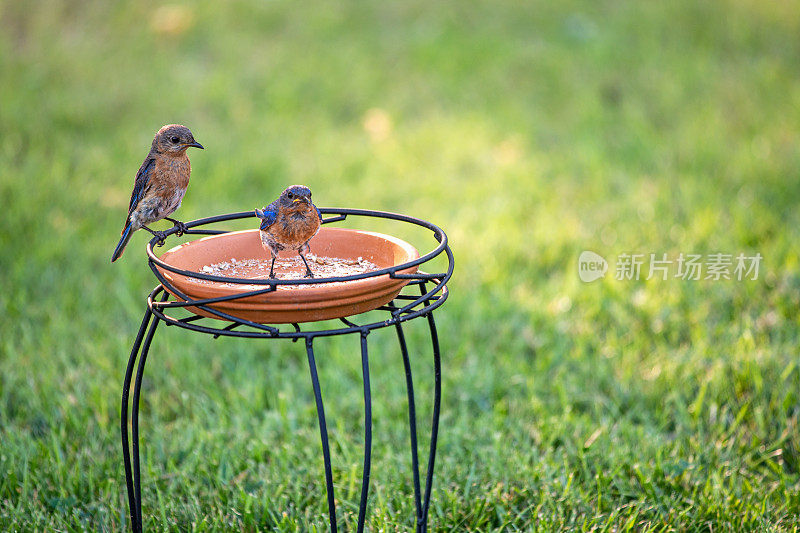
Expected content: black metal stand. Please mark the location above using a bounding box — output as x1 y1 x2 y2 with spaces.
120 209 453 532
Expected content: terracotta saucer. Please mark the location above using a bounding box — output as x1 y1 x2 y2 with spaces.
155 227 419 323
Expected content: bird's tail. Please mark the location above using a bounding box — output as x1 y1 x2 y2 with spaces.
111 223 134 262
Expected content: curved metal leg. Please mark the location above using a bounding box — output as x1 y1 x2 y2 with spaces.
131 315 162 530
394 321 423 524
121 308 153 533
122 292 166 533
306 338 338 533
420 310 442 532
356 332 373 533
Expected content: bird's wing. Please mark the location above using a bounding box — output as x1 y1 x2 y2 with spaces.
315 206 322 222
255 202 278 231
128 157 155 215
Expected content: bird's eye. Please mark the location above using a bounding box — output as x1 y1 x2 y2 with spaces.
170 136 180 144
287 192 294 199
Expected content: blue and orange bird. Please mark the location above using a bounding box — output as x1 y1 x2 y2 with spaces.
255 185 322 278
111 124 204 262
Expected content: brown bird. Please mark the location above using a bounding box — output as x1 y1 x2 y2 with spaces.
112 124 203 262
255 185 322 278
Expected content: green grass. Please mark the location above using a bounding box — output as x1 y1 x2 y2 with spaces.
2 0 800 530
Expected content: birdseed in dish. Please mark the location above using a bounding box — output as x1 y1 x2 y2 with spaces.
196 254 380 289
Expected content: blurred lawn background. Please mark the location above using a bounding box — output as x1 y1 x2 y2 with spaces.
2 0 800 530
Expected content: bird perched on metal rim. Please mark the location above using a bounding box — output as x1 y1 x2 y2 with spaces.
111 124 204 262
255 185 322 279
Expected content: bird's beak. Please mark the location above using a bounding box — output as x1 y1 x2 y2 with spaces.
292 198 302 203
186 141 204 149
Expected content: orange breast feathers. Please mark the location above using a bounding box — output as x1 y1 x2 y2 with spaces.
271 203 320 244
151 155 191 191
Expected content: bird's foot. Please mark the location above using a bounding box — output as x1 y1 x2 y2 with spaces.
142 226 168 247
154 231 168 247
299 252 314 278
166 218 189 237
174 222 188 237
267 257 278 280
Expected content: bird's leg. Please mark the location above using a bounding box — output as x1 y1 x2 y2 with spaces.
298 245 314 278
268 255 278 279
165 217 188 237
141 225 168 247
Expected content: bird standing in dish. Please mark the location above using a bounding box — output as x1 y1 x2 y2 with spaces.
111 124 204 262
255 185 322 278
